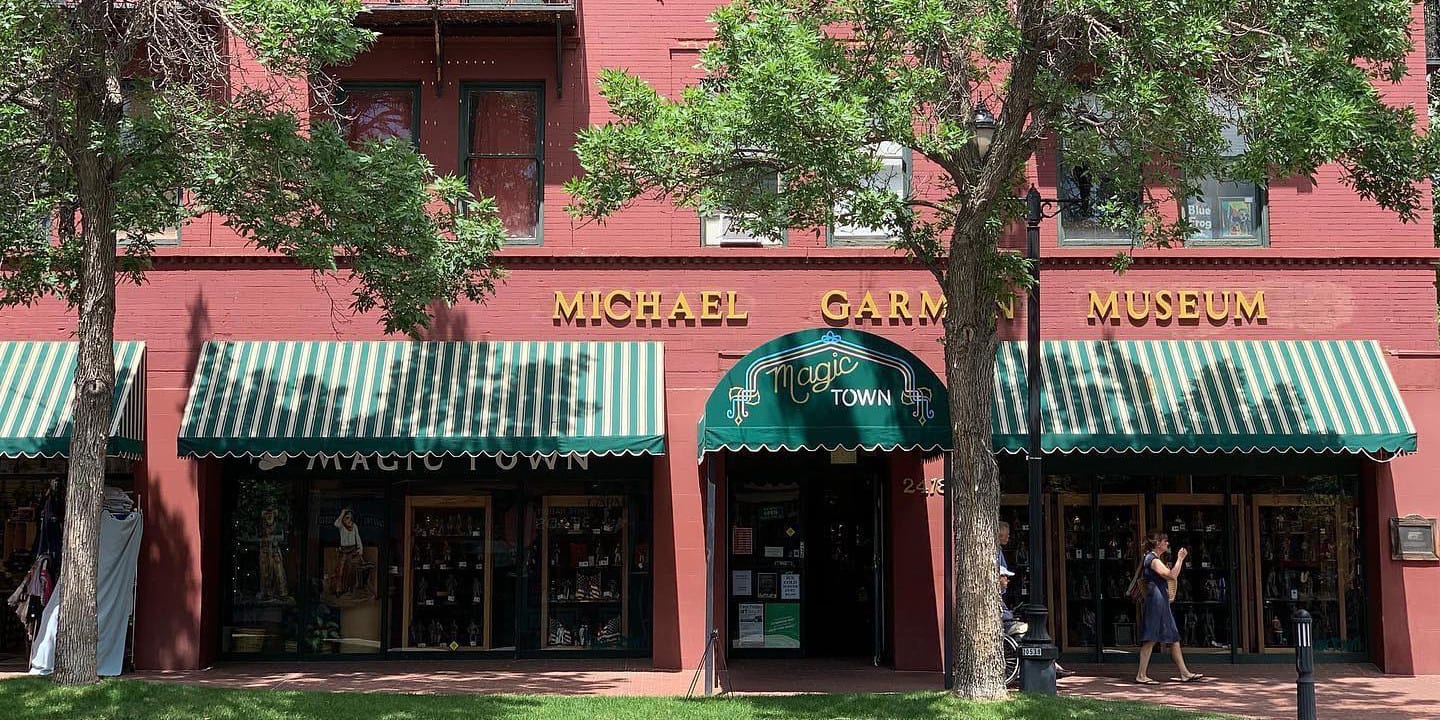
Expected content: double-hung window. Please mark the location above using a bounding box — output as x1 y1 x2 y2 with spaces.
701 167 782 246
1183 120 1265 245
119 81 182 246
463 85 543 243
831 142 908 245
338 84 420 146
1055 151 1140 245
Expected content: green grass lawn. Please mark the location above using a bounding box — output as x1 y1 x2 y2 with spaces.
0 677 1239 720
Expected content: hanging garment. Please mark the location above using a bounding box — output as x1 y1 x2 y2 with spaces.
29 509 143 677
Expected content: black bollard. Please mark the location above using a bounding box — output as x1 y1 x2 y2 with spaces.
1294 609 1316 720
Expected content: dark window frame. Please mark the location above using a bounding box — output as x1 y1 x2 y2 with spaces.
336 81 423 147
1054 141 1142 247
459 83 545 245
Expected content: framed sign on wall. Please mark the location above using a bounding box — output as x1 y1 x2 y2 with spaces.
1390 515 1438 561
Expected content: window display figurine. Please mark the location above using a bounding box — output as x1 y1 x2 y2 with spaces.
257 507 291 602
1080 609 1097 646
445 573 458 602
410 621 425 647
1270 614 1286 645
328 508 376 604
1265 569 1279 599
1182 608 1199 646
430 618 445 646
1203 576 1219 602
1201 610 1218 648
467 619 481 647
472 576 482 603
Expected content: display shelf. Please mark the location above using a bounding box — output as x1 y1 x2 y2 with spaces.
1057 493 1145 653
540 496 629 650
401 496 493 651
1156 494 1236 654
1251 495 1353 653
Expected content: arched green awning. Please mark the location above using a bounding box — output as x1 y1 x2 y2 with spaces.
698 329 950 457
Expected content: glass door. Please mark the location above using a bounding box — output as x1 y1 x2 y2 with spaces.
728 481 804 655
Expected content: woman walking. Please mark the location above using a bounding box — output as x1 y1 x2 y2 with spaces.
1136 532 1204 684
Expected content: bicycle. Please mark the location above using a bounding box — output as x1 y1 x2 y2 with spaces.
1001 623 1024 686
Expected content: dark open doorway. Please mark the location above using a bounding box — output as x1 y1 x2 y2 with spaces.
725 451 887 662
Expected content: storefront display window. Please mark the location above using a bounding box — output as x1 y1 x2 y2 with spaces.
224 477 301 655
1011 464 1370 662
220 457 653 659
308 485 385 654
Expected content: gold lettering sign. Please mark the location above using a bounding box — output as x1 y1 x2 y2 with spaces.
822 290 1014 324
553 290 748 325
1089 290 1267 325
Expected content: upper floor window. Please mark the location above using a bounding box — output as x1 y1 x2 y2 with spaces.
831 142 908 246
701 168 782 246
338 84 420 146
1056 151 1138 246
1184 120 1265 245
120 81 180 246
463 85 543 243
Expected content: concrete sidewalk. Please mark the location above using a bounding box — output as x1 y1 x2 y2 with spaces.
1058 662 1440 720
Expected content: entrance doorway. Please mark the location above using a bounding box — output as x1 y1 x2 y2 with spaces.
725 452 886 662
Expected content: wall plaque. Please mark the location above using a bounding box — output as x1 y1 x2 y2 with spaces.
1390 515 1438 561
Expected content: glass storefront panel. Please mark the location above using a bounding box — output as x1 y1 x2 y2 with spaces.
307 483 385 655
1005 462 1370 662
220 456 653 659
223 476 302 655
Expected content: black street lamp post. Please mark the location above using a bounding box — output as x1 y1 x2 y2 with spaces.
1016 186 1059 694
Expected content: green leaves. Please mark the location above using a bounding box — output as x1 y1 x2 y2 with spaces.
0 0 505 337
226 0 376 75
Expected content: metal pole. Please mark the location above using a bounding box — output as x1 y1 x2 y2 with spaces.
1018 186 1058 694
943 453 955 690
1295 609 1316 720
704 459 717 695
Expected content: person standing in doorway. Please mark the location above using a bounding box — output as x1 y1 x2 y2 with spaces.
997 521 1012 575
1136 532 1204 684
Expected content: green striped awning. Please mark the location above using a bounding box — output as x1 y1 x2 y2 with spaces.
992 340 1415 455
0 341 147 459
178 340 666 458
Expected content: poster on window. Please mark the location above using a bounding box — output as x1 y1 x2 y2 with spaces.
764 603 801 648
732 570 753 597
1186 198 1213 236
1220 197 1255 237
756 572 778 599
737 603 764 647
780 573 800 600
732 527 753 556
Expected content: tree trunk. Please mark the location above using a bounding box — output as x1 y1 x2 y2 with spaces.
54 3 120 684
944 229 1006 700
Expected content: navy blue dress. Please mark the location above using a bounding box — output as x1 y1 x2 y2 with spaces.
1139 552 1180 644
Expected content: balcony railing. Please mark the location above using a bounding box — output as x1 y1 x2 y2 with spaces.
358 0 577 27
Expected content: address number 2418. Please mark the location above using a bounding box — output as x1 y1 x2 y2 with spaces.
900 477 945 496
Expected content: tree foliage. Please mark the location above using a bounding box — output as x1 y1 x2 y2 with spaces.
0 0 505 335
566 0 1435 699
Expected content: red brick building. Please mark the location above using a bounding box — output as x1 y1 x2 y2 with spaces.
0 2 1437 678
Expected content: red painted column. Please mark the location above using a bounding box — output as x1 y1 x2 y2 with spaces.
889 452 945 671
1372 384 1440 675
651 387 709 671
132 385 210 671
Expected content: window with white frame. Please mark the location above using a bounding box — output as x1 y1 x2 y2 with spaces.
701 170 782 246
831 142 907 245
119 82 181 246
1183 117 1265 245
